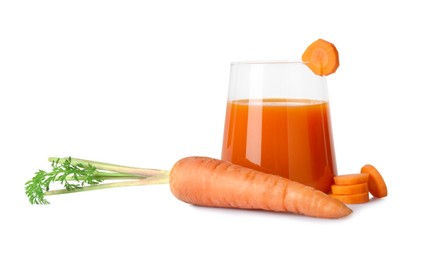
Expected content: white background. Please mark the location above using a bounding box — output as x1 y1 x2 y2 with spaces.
1 0 423 259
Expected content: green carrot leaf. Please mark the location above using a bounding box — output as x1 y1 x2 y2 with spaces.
25 157 104 205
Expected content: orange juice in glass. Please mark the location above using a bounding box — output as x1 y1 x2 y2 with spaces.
221 61 337 193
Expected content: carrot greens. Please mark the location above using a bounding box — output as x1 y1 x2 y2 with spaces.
25 157 169 205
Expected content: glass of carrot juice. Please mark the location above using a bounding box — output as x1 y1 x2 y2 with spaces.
221 61 337 193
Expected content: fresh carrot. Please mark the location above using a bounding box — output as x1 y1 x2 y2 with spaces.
330 193 370 204
333 173 369 185
302 39 339 76
361 164 388 198
27 156 352 218
331 183 369 195
169 156 352 219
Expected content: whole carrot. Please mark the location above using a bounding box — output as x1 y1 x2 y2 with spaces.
27 156 352 218
170 156 352 219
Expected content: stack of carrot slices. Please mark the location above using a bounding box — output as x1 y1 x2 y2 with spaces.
330 164 388 204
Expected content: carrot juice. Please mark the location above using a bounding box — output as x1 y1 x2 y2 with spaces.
221 98 337 193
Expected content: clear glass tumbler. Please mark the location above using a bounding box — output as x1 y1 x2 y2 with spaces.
221 61 337 193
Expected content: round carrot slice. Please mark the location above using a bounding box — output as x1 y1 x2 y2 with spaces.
331 183 369 195
361 164 388 198
302 39 339 76
333 173 369 185
330 193 370 204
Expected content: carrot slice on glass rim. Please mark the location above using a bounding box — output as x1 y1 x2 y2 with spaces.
302 38 339 76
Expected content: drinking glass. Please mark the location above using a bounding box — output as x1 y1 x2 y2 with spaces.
221 61 337 193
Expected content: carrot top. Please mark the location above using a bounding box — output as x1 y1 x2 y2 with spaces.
302 39 339 76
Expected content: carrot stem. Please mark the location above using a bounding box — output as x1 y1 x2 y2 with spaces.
45 175 170 196
64 172 147 181
48 157 169 177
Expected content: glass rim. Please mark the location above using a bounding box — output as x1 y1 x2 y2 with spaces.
231 60 310 65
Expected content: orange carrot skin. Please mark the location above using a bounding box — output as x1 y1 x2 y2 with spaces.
169 156 352 219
